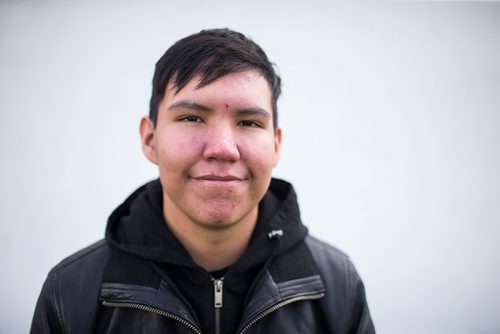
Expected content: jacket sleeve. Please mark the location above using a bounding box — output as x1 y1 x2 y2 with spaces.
30 270 65 334
346 260 375 334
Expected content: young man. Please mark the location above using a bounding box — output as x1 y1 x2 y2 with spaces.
31 29 375 333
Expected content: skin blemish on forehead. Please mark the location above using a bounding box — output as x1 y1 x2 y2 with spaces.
225 103 230 109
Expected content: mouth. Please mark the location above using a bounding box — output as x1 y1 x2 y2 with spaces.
192 174 244 182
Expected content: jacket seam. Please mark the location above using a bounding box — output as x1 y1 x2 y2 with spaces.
49 269 66 334
346 257 356 331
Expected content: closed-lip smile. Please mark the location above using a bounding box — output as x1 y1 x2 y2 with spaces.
193 174 243 181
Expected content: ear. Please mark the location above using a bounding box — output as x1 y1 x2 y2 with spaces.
273 127 282 166
139 116 158 165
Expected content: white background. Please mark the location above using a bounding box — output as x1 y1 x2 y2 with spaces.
1 1 499 333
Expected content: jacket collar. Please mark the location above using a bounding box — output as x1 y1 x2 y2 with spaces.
100 238 326 330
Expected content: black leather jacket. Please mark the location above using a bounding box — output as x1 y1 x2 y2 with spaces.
31 180 375 333
31 237 374 333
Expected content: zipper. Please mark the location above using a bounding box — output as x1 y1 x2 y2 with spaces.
239 293 325 334
213 278 224 334
102 300 201 334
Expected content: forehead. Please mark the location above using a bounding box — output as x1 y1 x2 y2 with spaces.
163 70 273 108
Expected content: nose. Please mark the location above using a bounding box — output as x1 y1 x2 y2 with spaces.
202 125 240 162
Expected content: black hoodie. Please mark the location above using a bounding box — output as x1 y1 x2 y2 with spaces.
105 178 308 334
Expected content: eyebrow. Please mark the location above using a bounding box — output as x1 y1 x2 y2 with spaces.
236 107 270 119
168 100 211 112
168 100 270 119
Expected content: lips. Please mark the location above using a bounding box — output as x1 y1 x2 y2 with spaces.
192 174 244 181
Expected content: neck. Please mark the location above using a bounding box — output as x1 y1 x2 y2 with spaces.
163 201 258 272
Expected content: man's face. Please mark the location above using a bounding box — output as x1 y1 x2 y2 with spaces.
141 70 282 230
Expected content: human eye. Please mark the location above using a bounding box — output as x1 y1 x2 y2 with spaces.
238 120 261 128
179 115 203 123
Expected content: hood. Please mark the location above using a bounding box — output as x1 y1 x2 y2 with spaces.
105 178 308 273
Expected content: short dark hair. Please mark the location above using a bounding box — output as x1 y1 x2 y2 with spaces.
149 28 281 129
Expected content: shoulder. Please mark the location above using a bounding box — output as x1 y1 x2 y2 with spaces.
47 239 111 296
48 239 111 285
305 235 362 289
304 235 362 308
305 235 375 333
305 235 352 273
53 239 110 270
47 239 111 298
305 235 349 258
32 240 112 333
47 240 111 314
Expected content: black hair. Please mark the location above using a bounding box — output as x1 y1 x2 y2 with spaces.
149 28 281 129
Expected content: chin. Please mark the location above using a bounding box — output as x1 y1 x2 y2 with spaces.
198 212 239 226
193 218 236 231
193 207 251 229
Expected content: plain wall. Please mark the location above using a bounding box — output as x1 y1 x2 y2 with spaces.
1 1 499 333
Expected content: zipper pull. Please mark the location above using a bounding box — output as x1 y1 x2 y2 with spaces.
213 278 224 334
213 279 223 308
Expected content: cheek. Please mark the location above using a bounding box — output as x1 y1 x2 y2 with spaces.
179 134 205 153
156 133 205 167
240 138 278 173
